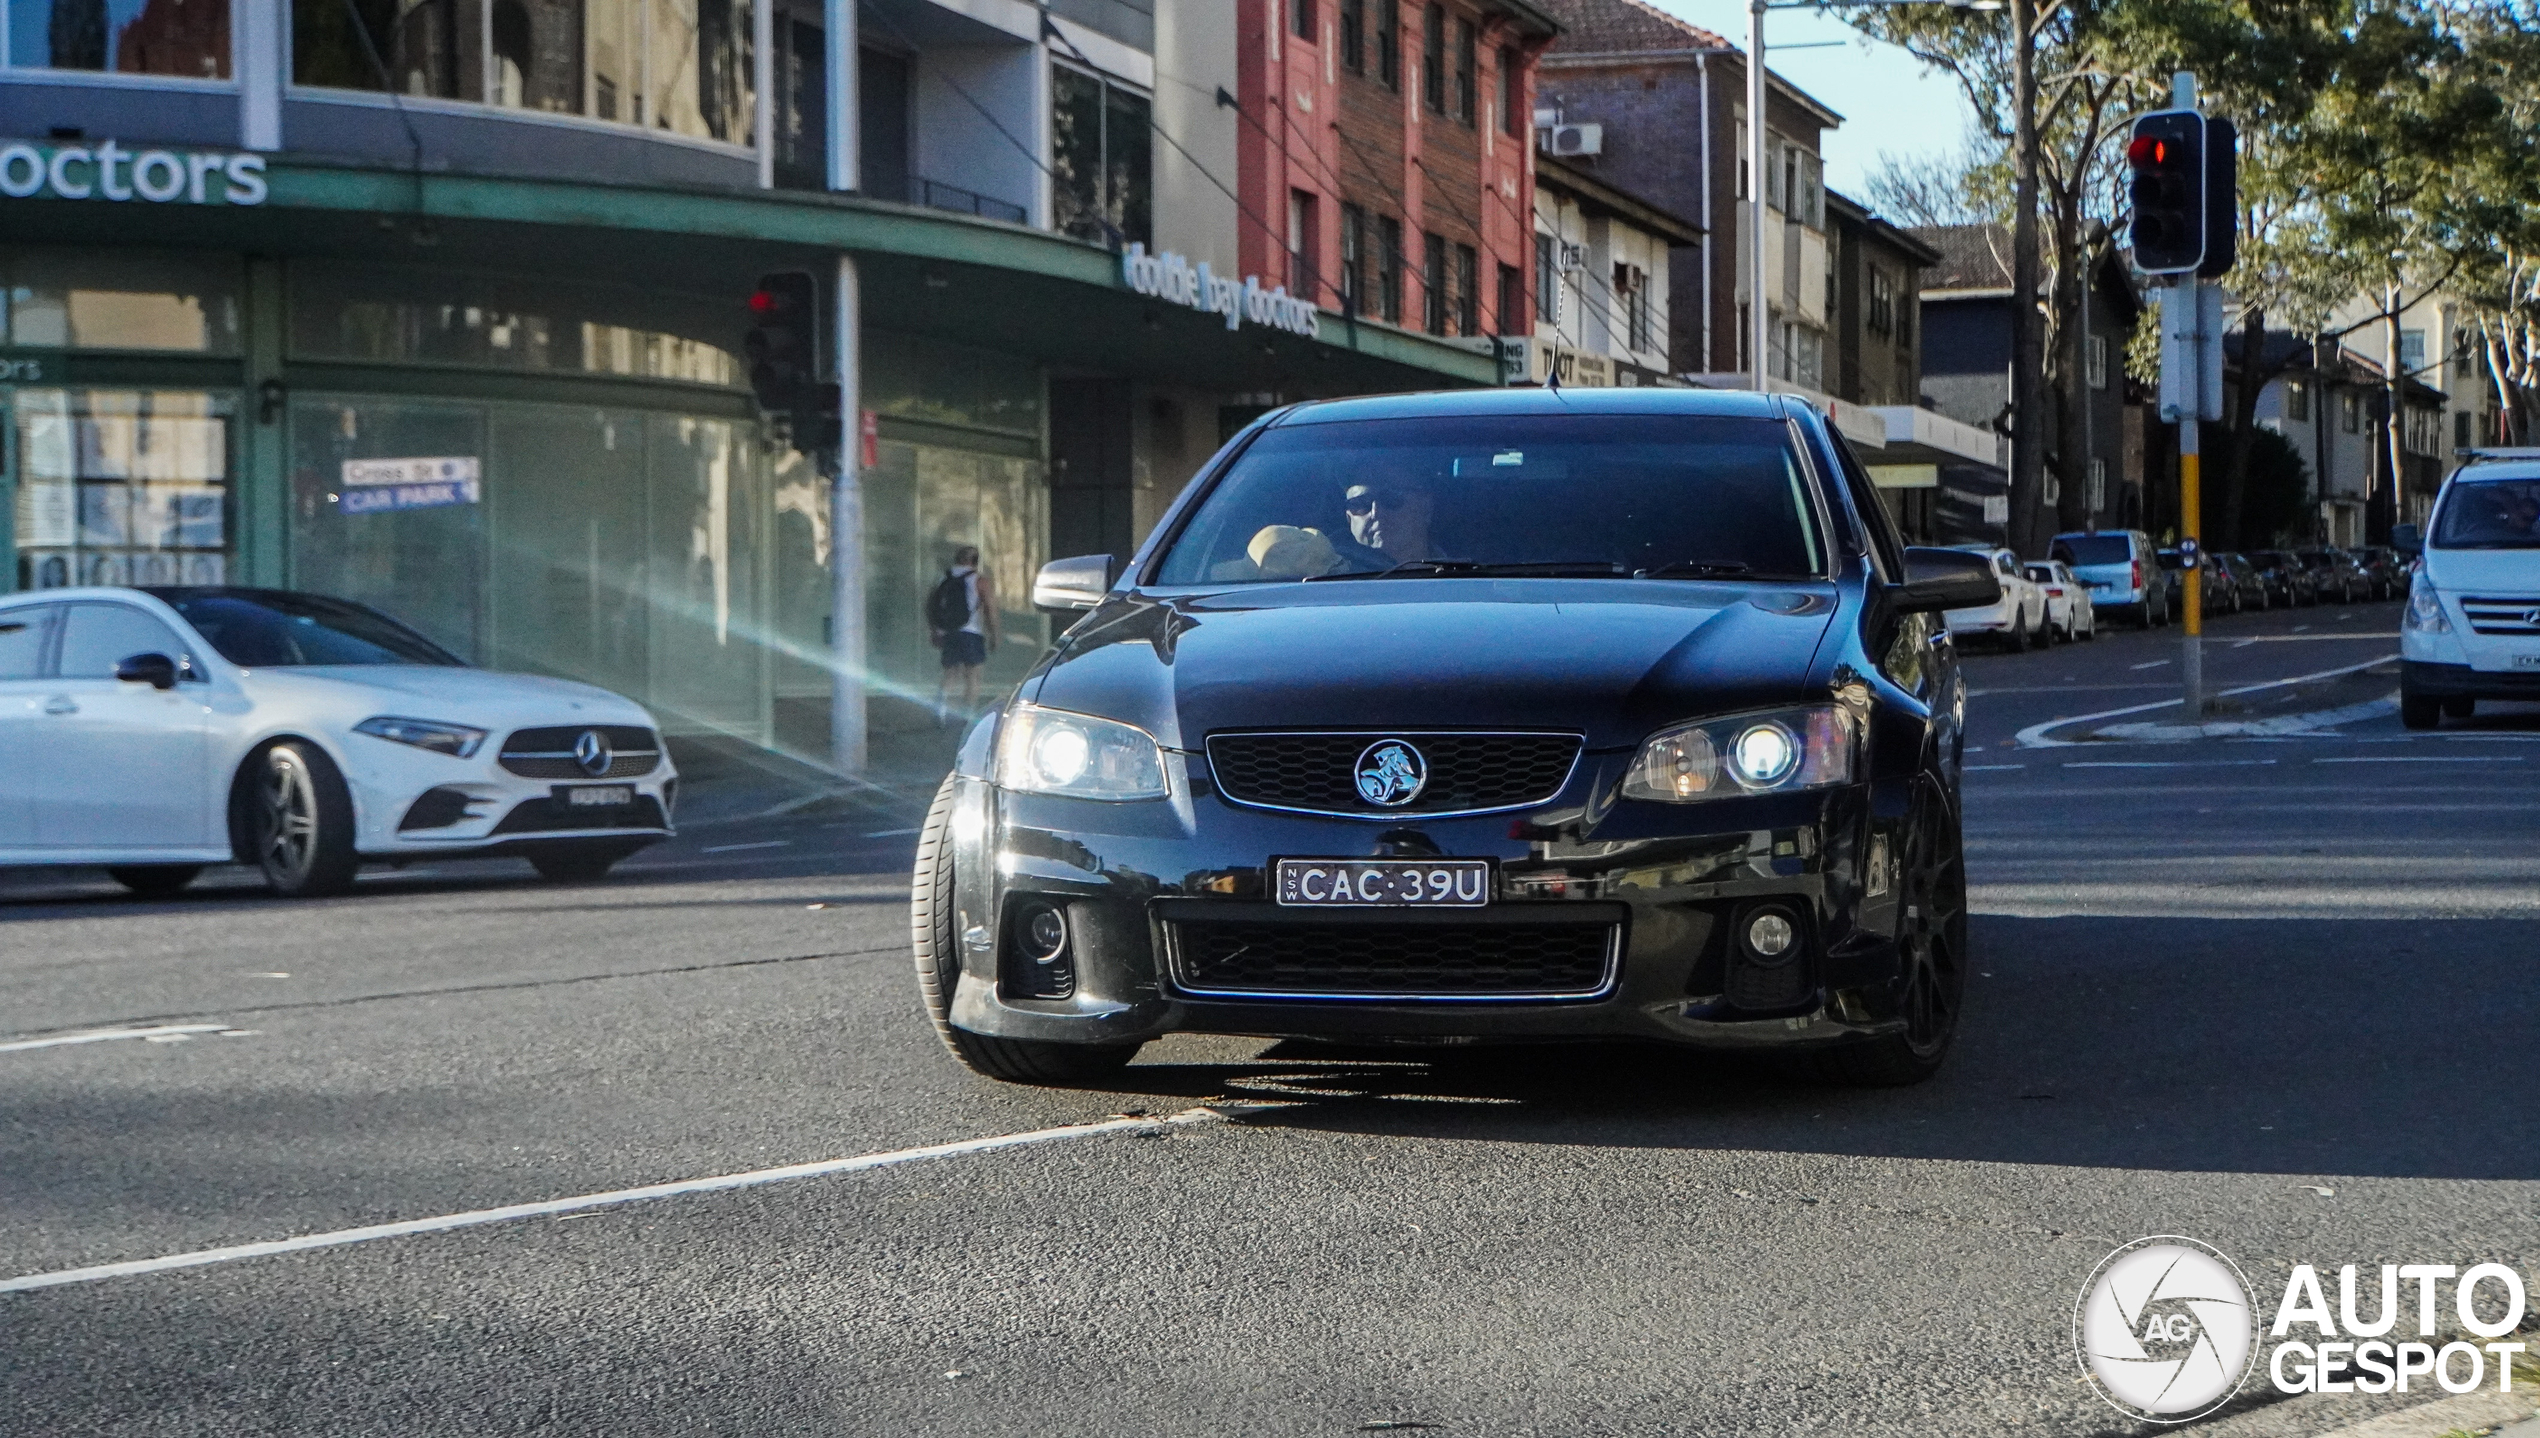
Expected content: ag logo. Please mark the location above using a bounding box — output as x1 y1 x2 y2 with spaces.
1354 740 1428 807
2075 1236 2257 1423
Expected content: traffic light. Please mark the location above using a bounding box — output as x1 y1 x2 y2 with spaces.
2127 111 2205 275
745 270 836 452
2199 117 2238 279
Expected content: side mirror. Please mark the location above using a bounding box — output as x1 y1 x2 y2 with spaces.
2390 524 2422 557
1895 548 2000 614
115 652 179 691
1032 554 1116 614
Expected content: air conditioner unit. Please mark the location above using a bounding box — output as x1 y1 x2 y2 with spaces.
1542 123 1603 157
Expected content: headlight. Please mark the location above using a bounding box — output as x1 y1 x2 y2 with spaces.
995 705 1169 801
353 716 487 758
2404 580 2451 635
1623 706 1860 802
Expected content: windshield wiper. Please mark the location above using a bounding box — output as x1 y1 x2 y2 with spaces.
1306 559 1630 581
1634 560 1755 579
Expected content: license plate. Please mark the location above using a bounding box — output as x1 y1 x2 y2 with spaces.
560 784 636 808
1274 858 1490 907
2513 655 2540 671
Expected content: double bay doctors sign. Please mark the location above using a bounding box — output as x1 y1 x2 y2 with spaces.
0 140 268 206
1120 244 1320 338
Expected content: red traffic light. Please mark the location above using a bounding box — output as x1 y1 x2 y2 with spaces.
2126 135 2167 165
748 289 780 316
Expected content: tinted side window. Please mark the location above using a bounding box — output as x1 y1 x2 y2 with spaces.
0 606 56 680
57 605 189 680
1826 429 1905 581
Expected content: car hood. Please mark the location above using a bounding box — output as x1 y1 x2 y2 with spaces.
238 666 656 726
2422 549 2540 595
1027 581 1840 751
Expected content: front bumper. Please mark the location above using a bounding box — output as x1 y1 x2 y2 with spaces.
943 757 1917 1051
2400 660 2540 701
338 734 678 859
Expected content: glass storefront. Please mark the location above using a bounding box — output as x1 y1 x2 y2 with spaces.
5 0 231 80
12 389 233 590
1 249 241 353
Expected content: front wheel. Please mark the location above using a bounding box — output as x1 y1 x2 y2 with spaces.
911 774 1141 1085
249 742 360 897
1819 783 1968 1087
108 865 201 897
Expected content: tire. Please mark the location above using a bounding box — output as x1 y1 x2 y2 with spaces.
911 773 1140 1085
108 865 201 897
249 741 360 897
530 851 622 883
2137 600 2157 631
2004 615 2029 652
1818 782 1968 1087
2078 613 2096 641
2444 696 2475 719
2401 689 2442 730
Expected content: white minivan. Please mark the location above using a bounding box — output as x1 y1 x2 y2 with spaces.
2396 450 2540 728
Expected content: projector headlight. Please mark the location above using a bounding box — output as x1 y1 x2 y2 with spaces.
352 716 488 758
1623 705 1861 802
2404 579 2451 635
995 705 1169 801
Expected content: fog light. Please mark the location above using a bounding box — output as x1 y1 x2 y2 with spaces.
1746 910 1795 959
1023 904 1068 963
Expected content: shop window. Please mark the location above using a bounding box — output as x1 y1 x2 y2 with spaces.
1051 65 1153 248
14 390 234 592
1454 243 1477 337
7 0 229 78
289 262 738 384
1339 0 1363 71
1377 216 1403 323
1421 4 1444 112
1422 232 1446 335
1453 19 1474 123
292 0 756 144
0 249 242 353
1375 0 1398 90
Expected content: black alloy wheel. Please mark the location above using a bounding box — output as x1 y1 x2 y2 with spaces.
1820 782 1969 1086
910 773 1141 1085
2005 614 2030 652
107 865 202 897
250 741 361 897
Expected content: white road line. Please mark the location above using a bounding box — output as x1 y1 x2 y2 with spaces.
863 827 922 837
0 1024 229 1054
700 840 791 854
2314 755 2520 764
1963 764 2027 771
2012 655 2399 748
2129 660 2173 670
2063 760 2279 769
0 1108 1228 1295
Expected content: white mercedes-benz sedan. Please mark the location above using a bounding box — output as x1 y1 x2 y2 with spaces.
0 587 677 897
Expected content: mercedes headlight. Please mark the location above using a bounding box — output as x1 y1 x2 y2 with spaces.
995 705 1169 801
1623 706 1861 802
2404 579 2451 635
352 716 487 758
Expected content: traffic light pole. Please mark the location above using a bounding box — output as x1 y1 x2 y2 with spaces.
2177 295 2205 720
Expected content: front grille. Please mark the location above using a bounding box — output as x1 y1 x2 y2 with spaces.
498 725 661 779
1166 913 1619 1000
1205 731 1582 816
491 795 668 835
2460 597 2540 635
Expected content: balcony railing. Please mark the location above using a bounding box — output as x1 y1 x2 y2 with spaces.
862 171 1027 225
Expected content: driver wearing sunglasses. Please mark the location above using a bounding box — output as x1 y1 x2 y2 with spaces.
1343 476 1437 560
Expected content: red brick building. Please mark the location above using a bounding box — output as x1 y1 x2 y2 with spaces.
1235 0 1559 338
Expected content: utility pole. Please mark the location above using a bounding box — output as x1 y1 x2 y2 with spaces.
1748 0 1769 391
2006 0 2042 555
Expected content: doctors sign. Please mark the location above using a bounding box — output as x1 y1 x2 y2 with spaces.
1120 243 1319 338
0 140 268 206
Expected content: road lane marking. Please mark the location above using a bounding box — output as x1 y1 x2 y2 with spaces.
700 840 791 854
863 827 922 837
2062 760 2279 769
2314 755 2519 764
0 1108 1230 1295
1963 764 2027 771
0 1024 230 1054
2129 660 2172 670
2011 655 2399 748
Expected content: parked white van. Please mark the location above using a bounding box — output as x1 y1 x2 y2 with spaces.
2396 450 2540 728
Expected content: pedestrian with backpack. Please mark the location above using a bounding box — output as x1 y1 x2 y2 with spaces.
927 545 998 724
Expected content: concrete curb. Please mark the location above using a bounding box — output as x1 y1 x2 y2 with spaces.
2011 655 2400 748
2094 693 2400 742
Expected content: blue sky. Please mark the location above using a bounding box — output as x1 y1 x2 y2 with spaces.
1644 0 1981 204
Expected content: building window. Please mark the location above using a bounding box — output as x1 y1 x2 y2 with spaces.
1051 65 1153 247
2088 457 2107 513
2341 391 2363 434
1534 232 1559 326
1289 190 1321 304
1341 0 1365 71
2086 334 2108 390
1866 269 1895 338
1422 4 1445 112
1422 232 1447 334
1455 243 1479 336
11 0 230 78
1614 263 1651 353
2454 329 2479 380
1378 216 1405 322
12 389 235 593
1499 45 1522 136
1294 0 1317 41
2456 408 2473 451
1376 0 1400 89
2399 328 2426 375
1340 203 1367 313
1497 262 1523 336
1453 19 1476 123
2283 379 2310 422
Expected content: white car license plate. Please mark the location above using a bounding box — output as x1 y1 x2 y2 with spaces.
2513 655 2540 671
1274 858 1489 907
561 784 637 808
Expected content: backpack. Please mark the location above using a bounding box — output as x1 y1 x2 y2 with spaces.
925 570 973 633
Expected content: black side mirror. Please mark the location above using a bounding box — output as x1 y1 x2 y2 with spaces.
2390 523 2422 557
1032 554 1117 614
1895 548 2001 614
115 652 179 690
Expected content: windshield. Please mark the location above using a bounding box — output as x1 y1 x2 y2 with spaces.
2433 478 2540 549
1151 414 1828 585
2056 535 2132 567
149 590 466 667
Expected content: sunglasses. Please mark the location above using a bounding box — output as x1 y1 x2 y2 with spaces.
1343 488 1411 515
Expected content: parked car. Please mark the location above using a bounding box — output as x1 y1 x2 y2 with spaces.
1946 546 2051 649
913 387 1997 1088
2050 529 2169 628
2024 561 2097 642
0 587 676 896
2214 553 2269 610
2246 550 2320 607
2180 550 2245 614
2297 547 2373 604
2352 545 2404 600
2396 449 2540 727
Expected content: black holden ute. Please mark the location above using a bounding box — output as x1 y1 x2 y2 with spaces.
910 388 1999 1087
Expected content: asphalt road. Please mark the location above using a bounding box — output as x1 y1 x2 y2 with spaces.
6 591 2537 1438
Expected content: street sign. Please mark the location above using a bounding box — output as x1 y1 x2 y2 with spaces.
2158 282 2226 424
